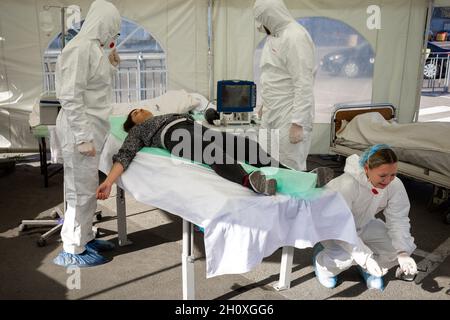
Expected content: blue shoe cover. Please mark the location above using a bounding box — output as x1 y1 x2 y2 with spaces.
312 243 337 289
53 250 107 268
357 266 384 291
86 239 116 253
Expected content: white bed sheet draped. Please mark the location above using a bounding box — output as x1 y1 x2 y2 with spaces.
336 112 450 176
99 134 360 278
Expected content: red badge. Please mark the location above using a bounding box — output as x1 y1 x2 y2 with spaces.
371 188 378 195
109 42 115 49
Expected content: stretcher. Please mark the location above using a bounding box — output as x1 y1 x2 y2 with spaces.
98 115 361 299
329 103 450 222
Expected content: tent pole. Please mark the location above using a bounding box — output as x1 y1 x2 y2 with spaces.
208 0 214 101
413 0 434 122
60 7 66 48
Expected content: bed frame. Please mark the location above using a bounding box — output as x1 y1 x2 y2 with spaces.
329 103 450 223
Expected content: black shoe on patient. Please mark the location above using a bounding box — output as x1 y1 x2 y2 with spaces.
249 171 277 196
311 167 335 188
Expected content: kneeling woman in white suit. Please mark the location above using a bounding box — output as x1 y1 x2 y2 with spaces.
313 144 418 290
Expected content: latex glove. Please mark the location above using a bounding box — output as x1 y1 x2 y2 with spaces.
96 181 112 200
289 123 304 144
397 252 418 275
257 105 263 119
77 142 96 157
365 256 383 277
108 48 120 67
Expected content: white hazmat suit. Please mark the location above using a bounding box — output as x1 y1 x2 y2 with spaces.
316 154 417 278
254 0 316 170
55 0 121 255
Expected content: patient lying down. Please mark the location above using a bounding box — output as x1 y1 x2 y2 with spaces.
96 109 334 199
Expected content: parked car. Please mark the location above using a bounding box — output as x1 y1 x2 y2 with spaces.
423 42 450 79
321 41 450 80
320 42 375 78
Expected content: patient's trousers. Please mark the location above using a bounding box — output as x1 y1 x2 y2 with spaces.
163 121 286 186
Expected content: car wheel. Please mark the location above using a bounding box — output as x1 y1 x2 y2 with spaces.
424 62 437 79
342 61 360 78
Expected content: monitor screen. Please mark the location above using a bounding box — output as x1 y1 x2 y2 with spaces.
222 85 250 108
217 80 256 113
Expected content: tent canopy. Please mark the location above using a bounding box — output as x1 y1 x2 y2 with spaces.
0 0 433 153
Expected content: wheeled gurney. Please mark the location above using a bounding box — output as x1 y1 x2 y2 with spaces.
329 103 450 223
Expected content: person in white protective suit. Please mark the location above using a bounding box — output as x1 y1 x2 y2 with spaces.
253 0 316 170
313 144 418 290
53 0 121 267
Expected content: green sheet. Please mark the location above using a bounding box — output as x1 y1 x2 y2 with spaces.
31 125 50 138
109 115 319 197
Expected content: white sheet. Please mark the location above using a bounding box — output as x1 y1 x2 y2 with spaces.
336 112 450 176
110 89 201 116
337 112 450 153
99 134 360 278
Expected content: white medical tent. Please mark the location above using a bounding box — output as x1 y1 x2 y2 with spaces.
0 0 448 154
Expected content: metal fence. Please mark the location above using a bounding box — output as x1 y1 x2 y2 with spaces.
422 52 450 94
43 52 167 103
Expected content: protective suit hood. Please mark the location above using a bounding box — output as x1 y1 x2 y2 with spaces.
78 0 121 46
344 154 381 193
253 0 294 35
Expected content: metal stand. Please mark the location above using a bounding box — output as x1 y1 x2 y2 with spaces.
115 185 195 299
19 183 102 246
182 220 195 300
274 246 294 291
19 206 64 247
116 185 132 246
113 184 299 299
38 136 62 188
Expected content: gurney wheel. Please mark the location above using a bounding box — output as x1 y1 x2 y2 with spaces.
37 238 47 247
96 213 102 221
427 186 448 211
445 210 450 225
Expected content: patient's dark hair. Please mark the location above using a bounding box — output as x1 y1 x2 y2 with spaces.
123 109 137 133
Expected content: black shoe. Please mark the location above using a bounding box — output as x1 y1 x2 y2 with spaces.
311 167 335 188
249 171 277 196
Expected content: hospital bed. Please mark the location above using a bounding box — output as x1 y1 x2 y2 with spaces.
98 111 362 300
329 103 450 223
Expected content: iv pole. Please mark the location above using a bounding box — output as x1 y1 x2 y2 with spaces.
43 5 68 49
